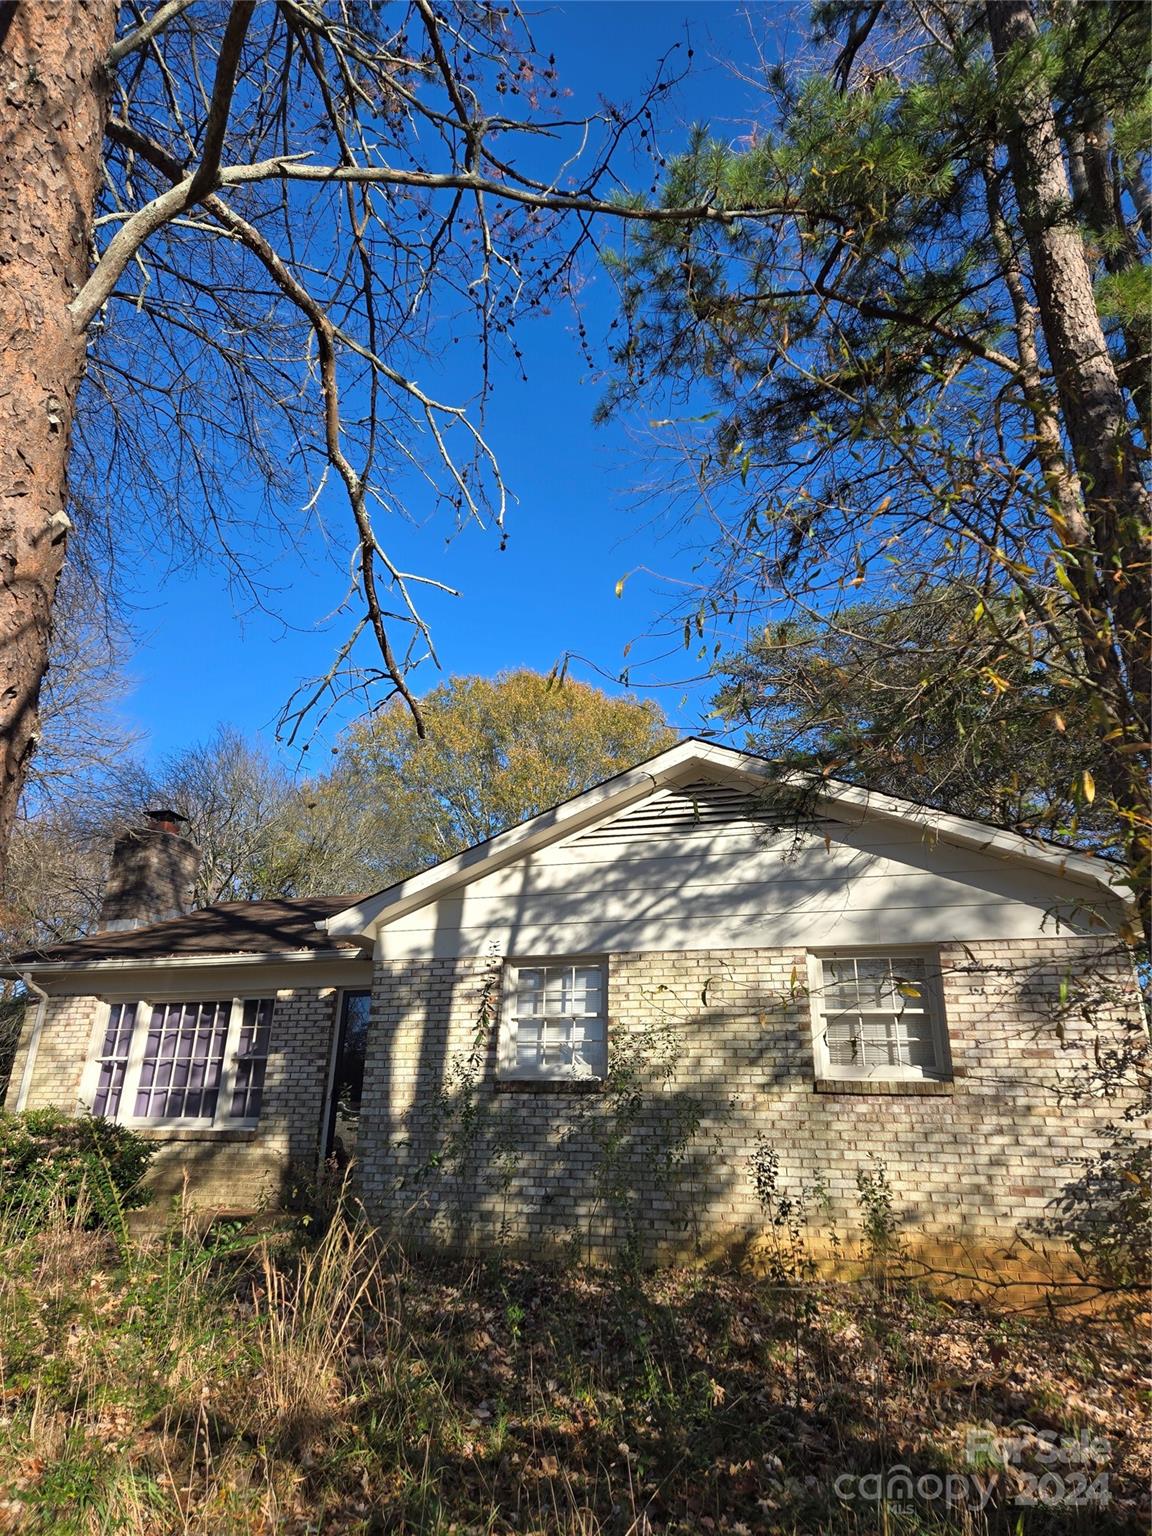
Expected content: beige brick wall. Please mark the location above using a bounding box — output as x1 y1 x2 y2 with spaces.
355 938 1143 1263
3 986 341 1216
6 995 98 1110
6 942 1140 1259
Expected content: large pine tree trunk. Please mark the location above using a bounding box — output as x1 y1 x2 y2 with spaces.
987 0 1151 943
987 2 1148 520
0 0 117 880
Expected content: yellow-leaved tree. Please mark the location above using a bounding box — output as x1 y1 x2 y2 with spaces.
317 671 678 884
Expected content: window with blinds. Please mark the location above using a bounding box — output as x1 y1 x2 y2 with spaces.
811 953 948 1081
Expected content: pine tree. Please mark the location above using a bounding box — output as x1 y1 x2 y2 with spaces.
605 0 1150 940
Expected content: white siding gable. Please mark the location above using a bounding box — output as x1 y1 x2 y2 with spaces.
374 772 1120 961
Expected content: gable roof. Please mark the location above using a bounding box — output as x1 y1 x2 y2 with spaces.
322 739 1130 942
7 742 1130 974
9 896 369 970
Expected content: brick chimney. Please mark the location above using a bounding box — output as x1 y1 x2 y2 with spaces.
97 810 201 931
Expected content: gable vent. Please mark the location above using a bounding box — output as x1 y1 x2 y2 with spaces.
571 779 835 847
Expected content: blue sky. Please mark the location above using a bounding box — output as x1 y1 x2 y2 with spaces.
121 3 782 769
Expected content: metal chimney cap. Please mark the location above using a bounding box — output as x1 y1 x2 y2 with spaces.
144 808 188 833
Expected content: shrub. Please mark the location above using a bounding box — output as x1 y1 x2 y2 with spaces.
1040 1127 1151 1292
855 1156 903 1278
0 1108 154 1232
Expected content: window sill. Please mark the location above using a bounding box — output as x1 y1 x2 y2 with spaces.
131 1126 261 1142
813 1078 953 1097
494 1078 605 1094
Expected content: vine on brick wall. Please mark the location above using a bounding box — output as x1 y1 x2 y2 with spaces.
410 947 524 1248
567 981 732 1267
1031 955 1150 1292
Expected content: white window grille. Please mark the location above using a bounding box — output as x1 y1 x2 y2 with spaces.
83 997 276 1128
501 961 608 1080
90 1003 138 1118
809 953 949 1082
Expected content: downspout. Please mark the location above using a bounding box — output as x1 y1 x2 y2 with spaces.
12 973 49 1113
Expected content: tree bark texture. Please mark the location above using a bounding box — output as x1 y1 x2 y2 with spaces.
987 0 1151 945
0 0 117 877
987 1 1150 655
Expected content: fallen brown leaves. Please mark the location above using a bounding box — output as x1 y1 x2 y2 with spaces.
0 1225 1147 1534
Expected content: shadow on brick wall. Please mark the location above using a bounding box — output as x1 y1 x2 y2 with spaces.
347 921 1147 1295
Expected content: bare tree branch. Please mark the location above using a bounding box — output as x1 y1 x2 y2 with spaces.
108 0 197 68
185 0 256 204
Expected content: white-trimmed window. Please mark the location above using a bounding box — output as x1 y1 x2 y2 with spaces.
228 999 274 1120
500 960 608 1081
808 952 949 1082
84 997 276 1128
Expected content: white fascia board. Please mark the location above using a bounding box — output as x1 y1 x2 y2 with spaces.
321 737 1129 942
4 947 367 979
322 739 717 939
803 779 1126 897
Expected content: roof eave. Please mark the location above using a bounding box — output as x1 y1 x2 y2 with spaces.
321 738 1132 942
2 945 370 980
322 740 726 938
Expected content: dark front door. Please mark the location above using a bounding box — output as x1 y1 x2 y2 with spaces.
325 990 372 1164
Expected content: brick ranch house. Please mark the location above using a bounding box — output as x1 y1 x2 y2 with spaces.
3 740 1142 1273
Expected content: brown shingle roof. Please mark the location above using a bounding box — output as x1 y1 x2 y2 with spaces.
11 896 370 966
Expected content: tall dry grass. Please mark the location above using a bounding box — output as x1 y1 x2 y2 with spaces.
0 1191 1144 1535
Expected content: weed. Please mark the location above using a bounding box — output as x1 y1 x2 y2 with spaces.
749 1133 837 1289
0 1189 1144 1534
857 1154 904 1283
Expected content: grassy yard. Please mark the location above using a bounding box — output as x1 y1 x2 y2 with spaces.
0 1212 1147 1535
